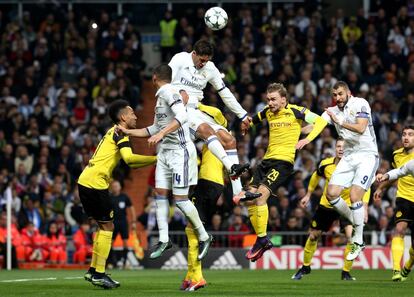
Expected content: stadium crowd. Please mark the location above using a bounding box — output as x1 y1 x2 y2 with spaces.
0 1 413 265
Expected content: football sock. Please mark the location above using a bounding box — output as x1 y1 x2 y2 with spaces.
185 227 195 281
206 136 233 171
351 201 364 245
186 226 203 282
155 195 170 243
248 205 258 233
226 149 243 195
303 237 318 266
256 204 268 237
329 196 353 223
404 247 414 270
95 230 113 273
176 200 208 241
90 230 99 269
392 237 405 271
343 242 353 272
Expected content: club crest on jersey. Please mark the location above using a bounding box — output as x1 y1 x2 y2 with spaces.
396 211 402 218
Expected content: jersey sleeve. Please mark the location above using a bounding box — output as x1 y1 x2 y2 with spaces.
251 106 269 126
146 114 160 136
165 91 187 125
208 63 227 91
355 99 371 119
387 159 414 180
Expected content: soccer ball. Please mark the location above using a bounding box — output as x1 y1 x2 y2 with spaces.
204 7 228 31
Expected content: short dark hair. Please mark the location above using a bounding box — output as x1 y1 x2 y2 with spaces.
332 81 349 91
337 137 344 142
153 64 172 82
403 125 414 132
108 99 129 124
193 39 214 57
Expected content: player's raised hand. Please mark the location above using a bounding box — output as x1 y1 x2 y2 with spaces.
376 173 389 183
240 116 251 136
300 193 311 208
373 188 383 201
148 132 163 146
296 138 310 150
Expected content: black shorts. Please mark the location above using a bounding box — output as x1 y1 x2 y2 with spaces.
78 183 114 222
394 198 414 224
250 159 293 196
190 179 223 226
311 205 352 232
113 221 129 240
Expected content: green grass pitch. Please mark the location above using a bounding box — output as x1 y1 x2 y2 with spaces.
0 269 413 297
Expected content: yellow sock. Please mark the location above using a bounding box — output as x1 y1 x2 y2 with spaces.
247 205 258 233
91 230 100 269
185 227 195 281
404 247 414 270
392 236 405 271
95 230 113 273
303 237 318 266
256 204 268 237
343 242 353 272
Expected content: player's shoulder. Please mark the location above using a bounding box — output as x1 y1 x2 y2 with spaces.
286 104 307 118
204 60 219 72
393 147 405 158
172 51 189 60
319 157 336 167
349 96 369 106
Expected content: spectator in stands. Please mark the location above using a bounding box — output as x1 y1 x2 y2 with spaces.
72 221 93 264
228 215 249 247
46 221 67 264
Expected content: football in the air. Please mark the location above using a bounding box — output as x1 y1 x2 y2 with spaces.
204 7 228 31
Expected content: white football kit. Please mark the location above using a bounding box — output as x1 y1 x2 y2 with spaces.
146 83 197 195
322 96 379 190
168 52 247 136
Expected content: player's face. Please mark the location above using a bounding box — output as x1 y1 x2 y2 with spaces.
335 140 344 158
402 129 414 150
332 86 350 110
123 106 137 129
267 91 286 113
192 52 211 69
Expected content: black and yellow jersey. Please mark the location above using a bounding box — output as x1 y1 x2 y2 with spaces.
392 147 414 202
78 126 156 190
252 104 325 164
198 103 228 129
198 144 224 185
308 157 370 208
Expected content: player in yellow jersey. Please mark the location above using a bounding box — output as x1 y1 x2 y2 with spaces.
78 99 156 289
375 125 414 281
292 138 370 281
237 82 328 262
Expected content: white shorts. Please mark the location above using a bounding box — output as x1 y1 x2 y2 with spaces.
187 107 228 141
155 144 198 195
329 152 379 190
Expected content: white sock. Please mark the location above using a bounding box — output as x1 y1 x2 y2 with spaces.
351 201 364 245
226 149 243 195
155 196 169 243
206 136 233 171
175 199 209 241
329 196 353 224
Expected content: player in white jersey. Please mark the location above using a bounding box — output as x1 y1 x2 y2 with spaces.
117 64 213 260
321 81 379 261
169 39 256 201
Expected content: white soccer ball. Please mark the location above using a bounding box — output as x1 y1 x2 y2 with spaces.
204 7 228 31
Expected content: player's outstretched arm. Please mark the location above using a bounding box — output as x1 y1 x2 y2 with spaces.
296 111 328 150
116 125 150 138
117 139 157 168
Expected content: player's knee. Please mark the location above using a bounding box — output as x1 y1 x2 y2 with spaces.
326 186 341 200
198 123 215 139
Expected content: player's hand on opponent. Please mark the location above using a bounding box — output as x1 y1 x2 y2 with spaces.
376 173 389 183
299 193 311 208
115 125 129 136
148 132 163 146
296 138 310 150
179 90 189 105
325 108 344 125
241 116 252 136
373 187 384 201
